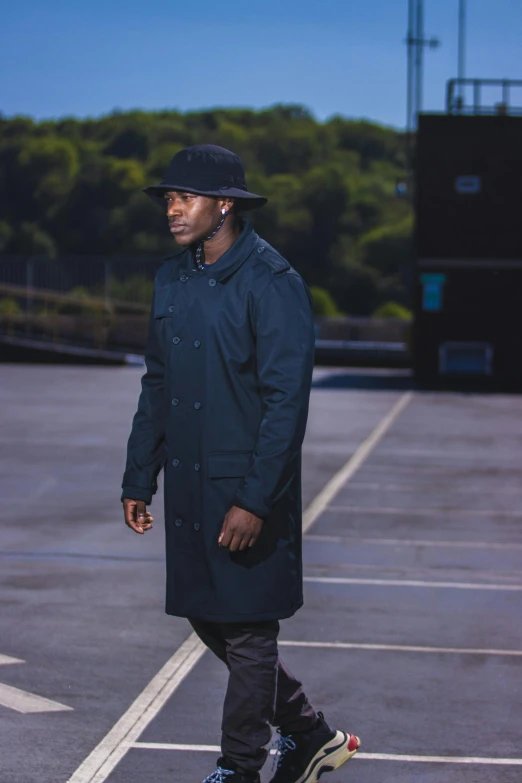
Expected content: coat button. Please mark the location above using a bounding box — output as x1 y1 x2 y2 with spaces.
168 305 175 312
175 518 183 527
193 522 200 531
171 398 179 406
194 463 200 471
208 278 217 287
172 336 181 344
172 459 180 467
257 246 265 253
193 340 201 348
180 275 188 282
193 401 201 410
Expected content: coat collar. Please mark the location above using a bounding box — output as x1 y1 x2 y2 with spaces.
173 220 259 283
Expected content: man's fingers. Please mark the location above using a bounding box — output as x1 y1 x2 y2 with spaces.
123 500 153 535
126 512 146 534
219 529 233 548
218 517 230 547
219 510 262 551
137 511 154 530
228 532 244 552
238 535 251 551
124 503 137 528
127 518 145 534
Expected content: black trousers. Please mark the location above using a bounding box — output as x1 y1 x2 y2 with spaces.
189 618 317 774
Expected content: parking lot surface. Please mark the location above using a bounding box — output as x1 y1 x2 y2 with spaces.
1 365 521 783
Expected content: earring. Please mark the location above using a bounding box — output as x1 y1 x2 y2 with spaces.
221 208 227 216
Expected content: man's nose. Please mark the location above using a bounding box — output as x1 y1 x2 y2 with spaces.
167 199 182 216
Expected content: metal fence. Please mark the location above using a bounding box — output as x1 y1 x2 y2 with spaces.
0 255 163 305
0 255 163 353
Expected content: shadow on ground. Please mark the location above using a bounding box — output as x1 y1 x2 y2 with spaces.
313 369 416 391
313 367 522 394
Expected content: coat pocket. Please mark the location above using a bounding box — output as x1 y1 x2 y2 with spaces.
208 451 253 478
154 284 176 318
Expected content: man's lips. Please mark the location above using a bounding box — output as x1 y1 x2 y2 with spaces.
169 223 188 234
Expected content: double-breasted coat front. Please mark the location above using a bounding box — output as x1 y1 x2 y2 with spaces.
121 222 315 622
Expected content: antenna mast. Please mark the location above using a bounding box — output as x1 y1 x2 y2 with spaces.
406 0 440 132
458 0 466 105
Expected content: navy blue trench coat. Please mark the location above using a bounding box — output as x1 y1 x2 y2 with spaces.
121 222 315 622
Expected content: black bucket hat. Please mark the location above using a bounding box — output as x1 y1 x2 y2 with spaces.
143 144 267 210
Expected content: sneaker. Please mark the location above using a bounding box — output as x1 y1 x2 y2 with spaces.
269 712 360 783
202 757 260 783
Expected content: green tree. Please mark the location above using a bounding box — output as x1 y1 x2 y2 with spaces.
358 215 413 277
0 105 412 314
110 275 154 305
328 260 380 316
0 221 13 252
309 286 343 316
14 222 57 257
17 137 79 219
372 301 412 319
0 297 21 315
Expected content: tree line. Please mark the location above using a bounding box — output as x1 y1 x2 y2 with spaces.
0 105 413 316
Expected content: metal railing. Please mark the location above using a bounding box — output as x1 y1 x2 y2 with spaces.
446 78 522 116
0 255 162 352
0 282 150 353
0 255 162 305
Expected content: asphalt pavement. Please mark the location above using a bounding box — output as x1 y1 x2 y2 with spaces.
0 364 521 783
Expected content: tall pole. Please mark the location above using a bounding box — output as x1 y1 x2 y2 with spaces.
406 0 415 132
405 0 439 130
415 0 424 120
458 0 466 102
404 0 439 185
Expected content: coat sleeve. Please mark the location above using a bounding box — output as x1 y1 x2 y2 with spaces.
121 291 166 505
233 271 315 519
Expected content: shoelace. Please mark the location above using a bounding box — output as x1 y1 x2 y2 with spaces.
271 733 297 770
203 766 236 783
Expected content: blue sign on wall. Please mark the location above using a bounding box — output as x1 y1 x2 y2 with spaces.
421 273 447 312
455 175 482 195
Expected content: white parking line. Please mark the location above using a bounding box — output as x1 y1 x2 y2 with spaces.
349 480 522 495
0 654 24 666
304 576 522 591
0 682 73 714
0 653 73 713
327 505 522 518
134 742 273 754
304 534 522 550
359 753 522 765
131 743 522 766
303 393 412 533
65 633 206 783
376 446 522 465
278 640 522 656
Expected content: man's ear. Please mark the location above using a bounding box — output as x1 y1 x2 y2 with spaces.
220 198 235 215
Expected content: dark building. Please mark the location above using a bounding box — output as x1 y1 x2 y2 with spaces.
413 108 522 383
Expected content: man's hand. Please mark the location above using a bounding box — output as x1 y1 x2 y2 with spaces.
123 498 154 535
218 505 263 552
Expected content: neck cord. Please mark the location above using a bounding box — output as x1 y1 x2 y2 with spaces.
195 212 227 270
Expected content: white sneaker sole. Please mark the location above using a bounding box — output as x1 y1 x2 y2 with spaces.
296 730 360 783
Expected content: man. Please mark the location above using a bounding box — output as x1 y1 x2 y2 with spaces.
121 144 360 783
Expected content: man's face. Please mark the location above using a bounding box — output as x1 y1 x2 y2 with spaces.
165 191 223 246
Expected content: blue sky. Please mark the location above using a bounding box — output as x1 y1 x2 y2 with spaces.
1 0 521 127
